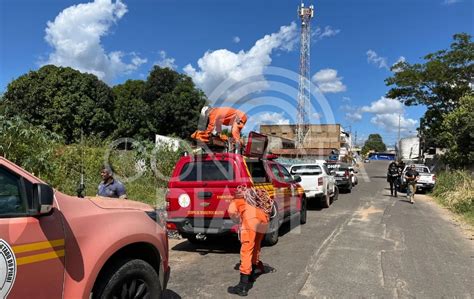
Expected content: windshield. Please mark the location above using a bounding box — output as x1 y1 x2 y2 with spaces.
179 160 234 181
290 165 322 175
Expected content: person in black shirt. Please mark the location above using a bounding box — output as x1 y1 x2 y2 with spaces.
387 162 400 197
404 165 419 204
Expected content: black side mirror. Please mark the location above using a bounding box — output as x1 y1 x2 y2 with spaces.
32 183 54 215
293 175 302 183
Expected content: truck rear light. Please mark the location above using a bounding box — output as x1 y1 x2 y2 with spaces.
432 175 436 181
166 222 177 231
317 177 323 186
344 170 349 178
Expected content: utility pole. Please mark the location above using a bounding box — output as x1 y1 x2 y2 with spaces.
354 131 358 148
296 2 314 152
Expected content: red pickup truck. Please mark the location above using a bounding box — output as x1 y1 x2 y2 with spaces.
0 157 170 298
166 132 307 246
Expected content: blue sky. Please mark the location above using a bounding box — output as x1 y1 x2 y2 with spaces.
1 0 473 146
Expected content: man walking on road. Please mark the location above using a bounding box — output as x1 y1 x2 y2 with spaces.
387 161 400 197
404 165 419 204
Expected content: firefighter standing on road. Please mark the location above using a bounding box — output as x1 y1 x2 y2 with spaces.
227 186 273 297
191 106 248 145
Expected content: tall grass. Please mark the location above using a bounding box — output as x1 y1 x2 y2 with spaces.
432 171 474 225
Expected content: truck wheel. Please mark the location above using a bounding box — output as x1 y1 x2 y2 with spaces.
264 210 279 246
347 183 352 193
331 186 339 201
321 191 330 208
93 259 161 299
300 197 307 225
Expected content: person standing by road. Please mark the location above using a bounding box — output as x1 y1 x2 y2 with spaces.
387 161 400 197
97 167 127 199
404 165 419 204
227 186 272 297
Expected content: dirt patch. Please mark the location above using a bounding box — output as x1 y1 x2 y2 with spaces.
354 205 384 222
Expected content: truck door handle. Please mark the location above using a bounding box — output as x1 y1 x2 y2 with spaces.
198 192 213 199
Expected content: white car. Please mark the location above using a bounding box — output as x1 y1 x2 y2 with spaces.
290 163 338 208
401 164 436 192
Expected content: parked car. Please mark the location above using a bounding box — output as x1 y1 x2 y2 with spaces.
289 163 338 208
0 157 170 299
325 162 353 193
400 164 436 192
166 132 306 246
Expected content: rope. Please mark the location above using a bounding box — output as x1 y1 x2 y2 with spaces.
237 185 274 215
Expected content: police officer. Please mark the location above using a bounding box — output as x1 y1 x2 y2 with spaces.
387 161 400 197
97 167 127 199
404 165 419 204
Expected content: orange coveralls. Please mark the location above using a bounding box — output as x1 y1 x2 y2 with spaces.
228 198 269 275
192 107 248 143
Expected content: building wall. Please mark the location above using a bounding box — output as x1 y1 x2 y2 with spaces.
260 124 341 149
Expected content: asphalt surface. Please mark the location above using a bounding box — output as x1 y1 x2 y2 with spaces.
164 161 473 298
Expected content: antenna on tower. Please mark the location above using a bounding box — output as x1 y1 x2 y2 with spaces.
296 2 314 152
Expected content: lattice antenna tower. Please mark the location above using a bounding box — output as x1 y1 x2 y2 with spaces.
296 2 314 149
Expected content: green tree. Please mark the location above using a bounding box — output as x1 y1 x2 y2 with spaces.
2 65 116 143
362 134 387 155
144 66 207 139
438 92 474 168
112 80 153 140
385 33 474 147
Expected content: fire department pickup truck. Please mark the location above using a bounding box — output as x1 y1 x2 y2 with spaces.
166 132 307 246
0 157 169 298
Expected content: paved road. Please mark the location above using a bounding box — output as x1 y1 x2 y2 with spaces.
164 161 473 298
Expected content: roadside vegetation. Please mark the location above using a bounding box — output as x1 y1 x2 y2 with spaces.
432 171 474 226
0 64 201 206
385 33 474 225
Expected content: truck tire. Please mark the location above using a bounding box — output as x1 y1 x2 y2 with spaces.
264 209 279 246
331 186 339 202
93 259 162 299
321 190 330 208
300 197 307 225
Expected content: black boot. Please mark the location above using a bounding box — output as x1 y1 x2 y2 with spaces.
250 262 265 282
228 274 251 296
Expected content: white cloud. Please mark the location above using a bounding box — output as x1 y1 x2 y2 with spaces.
311 68 347 93
184 22 298 99
233 36 241 43
360 97 403 114
155 50 177 69
366 50 389 70
345 111 362 122
312 112 321 120
442 0 461 4
256 112 290 125
313 26 340 41
342 96 351 103
370 113 417 133
43 0 146 83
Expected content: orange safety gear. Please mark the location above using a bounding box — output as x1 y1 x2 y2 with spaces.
191 107 248 144
228 198 269 275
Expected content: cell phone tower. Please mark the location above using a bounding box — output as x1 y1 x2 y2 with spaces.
296 2 314 150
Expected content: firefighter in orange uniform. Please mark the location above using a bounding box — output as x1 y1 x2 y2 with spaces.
227 186 271 296
191 106 248 144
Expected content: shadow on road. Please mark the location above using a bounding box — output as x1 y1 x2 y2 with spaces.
171 236 241 254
